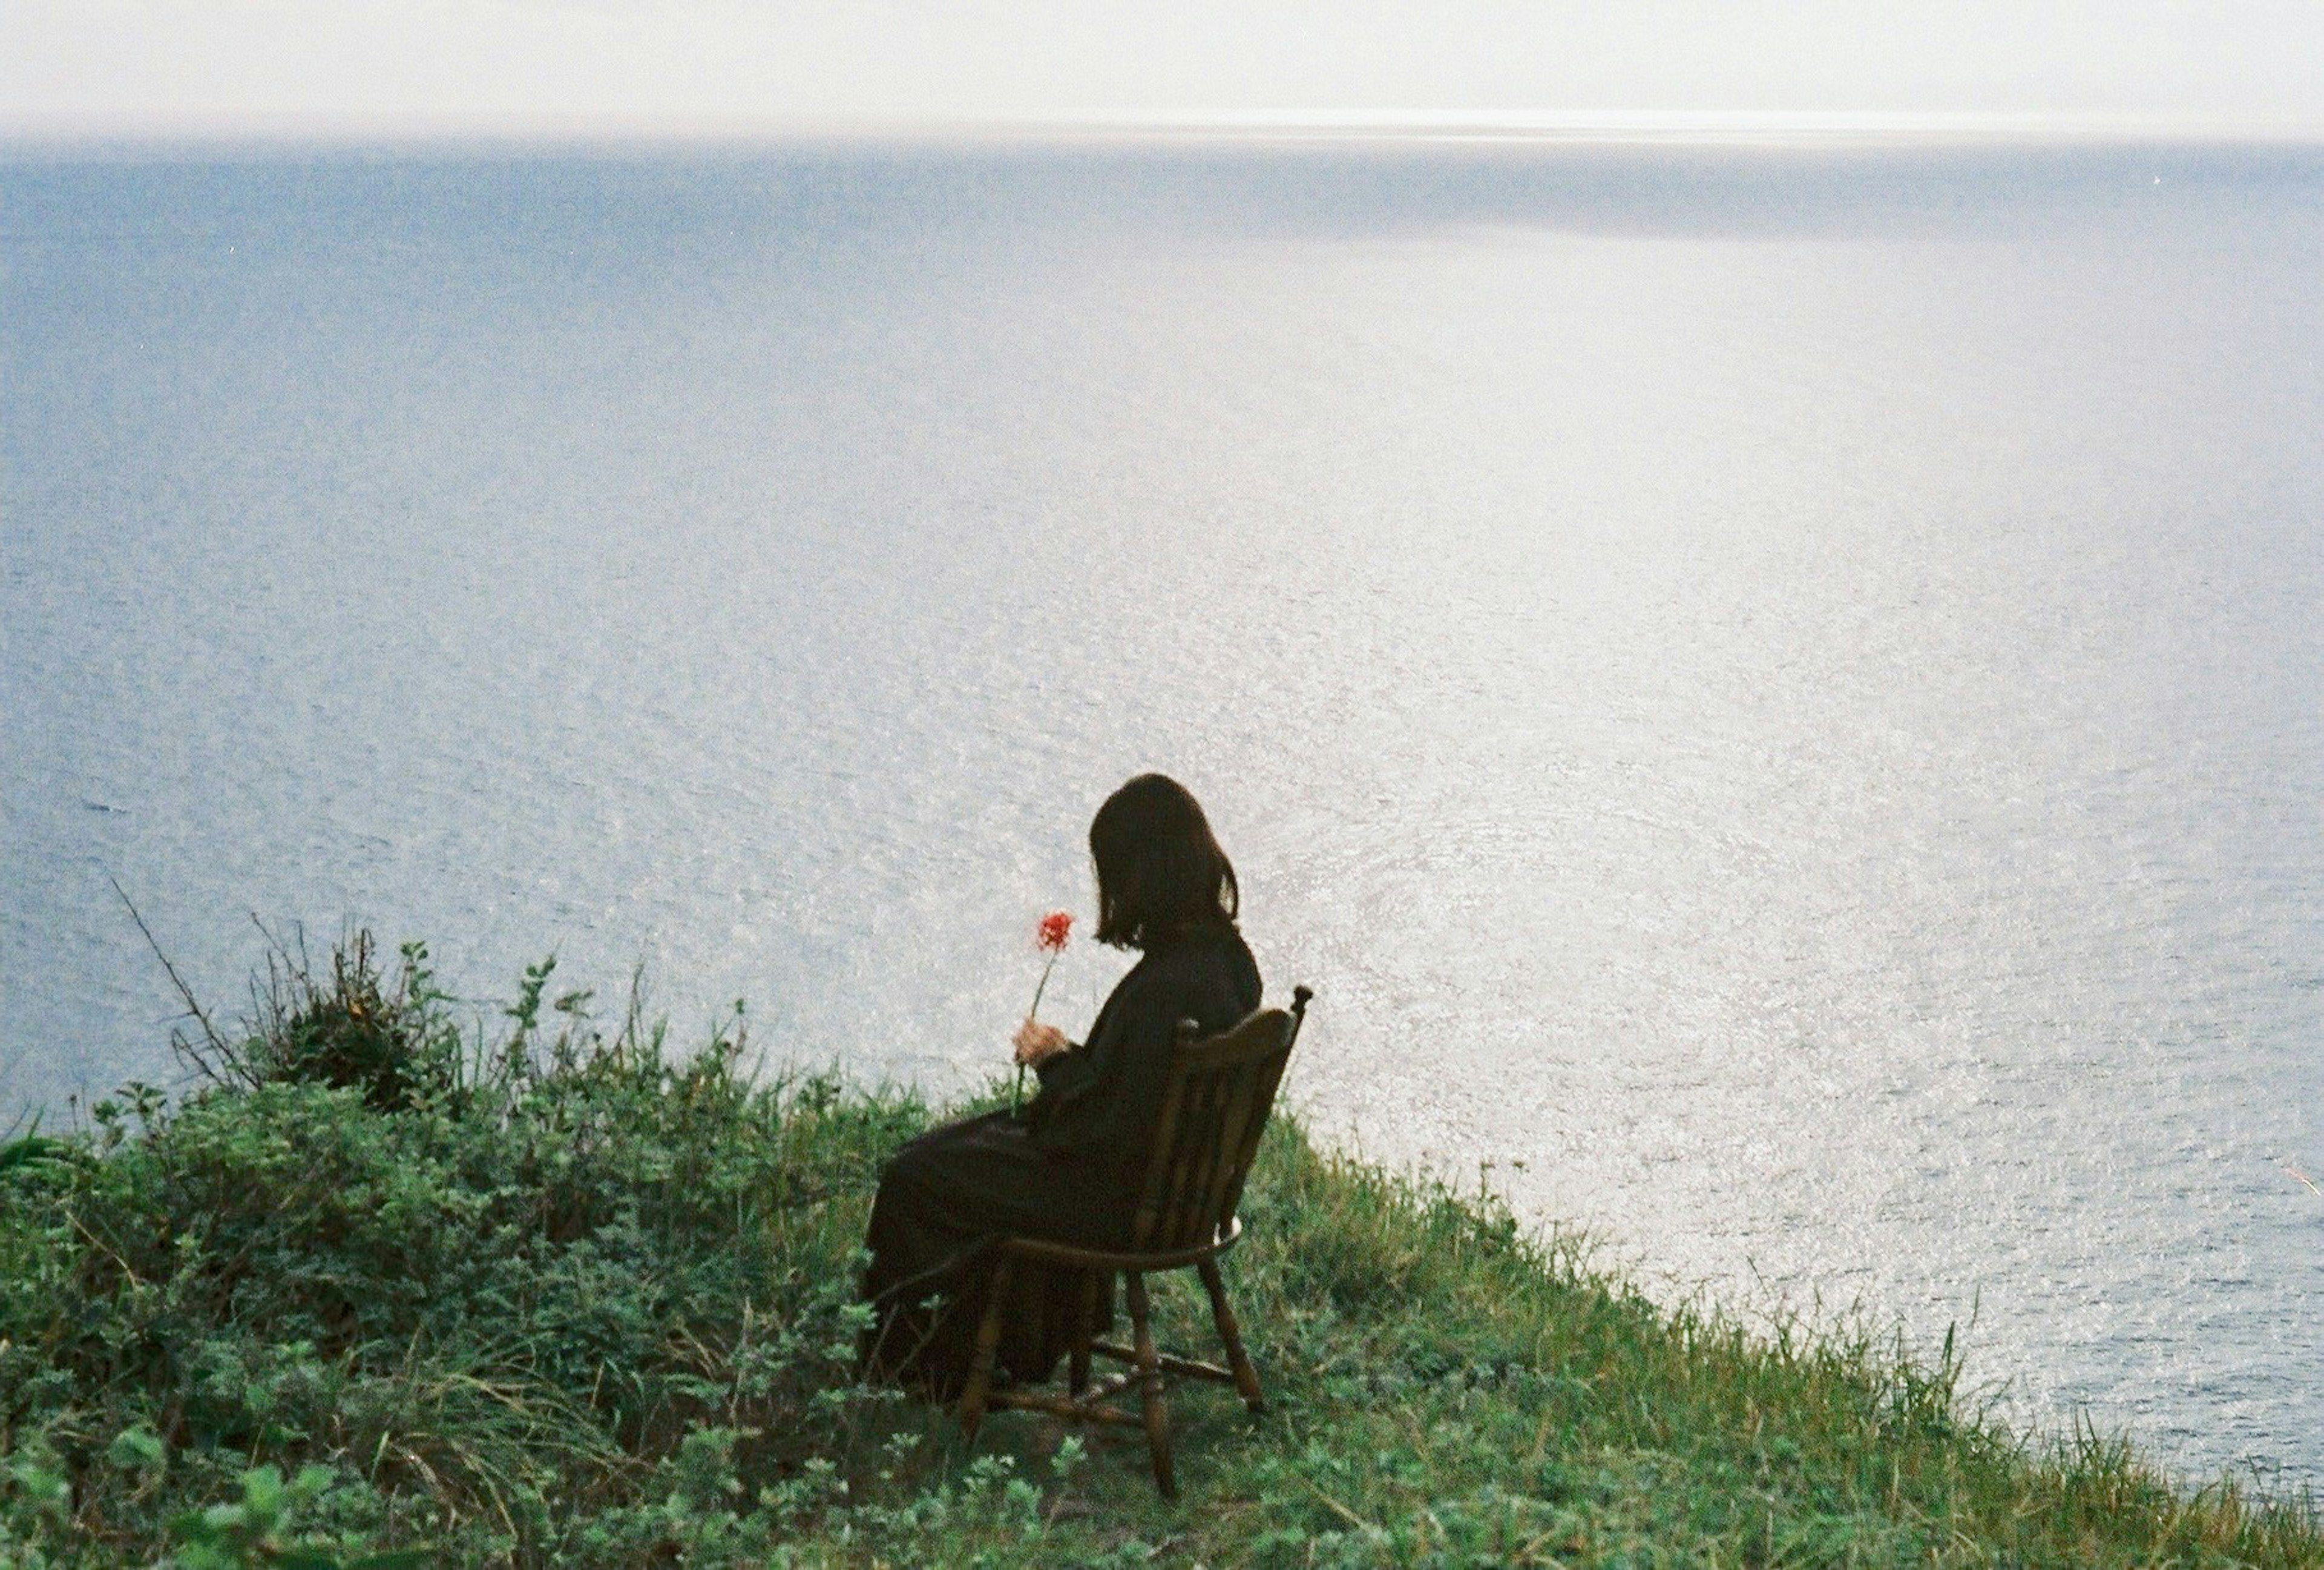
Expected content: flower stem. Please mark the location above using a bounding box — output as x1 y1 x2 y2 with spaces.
1014 952 1063 1112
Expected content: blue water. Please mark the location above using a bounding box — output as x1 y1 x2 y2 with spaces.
5 138 2322 1488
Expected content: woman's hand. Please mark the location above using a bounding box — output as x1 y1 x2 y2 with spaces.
1012 1017 1069 1067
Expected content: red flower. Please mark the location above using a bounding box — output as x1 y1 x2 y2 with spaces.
1016 909 1074 1111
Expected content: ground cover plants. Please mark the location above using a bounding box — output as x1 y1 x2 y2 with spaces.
2 933 2318 1566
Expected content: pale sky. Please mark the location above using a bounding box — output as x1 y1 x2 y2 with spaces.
4 0 2323 140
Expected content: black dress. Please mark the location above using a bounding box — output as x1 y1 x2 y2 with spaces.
860 924 1263 1394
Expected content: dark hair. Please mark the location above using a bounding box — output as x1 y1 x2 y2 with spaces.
1089 773 1239 951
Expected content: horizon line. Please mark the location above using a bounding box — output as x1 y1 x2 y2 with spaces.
8 107 2324 153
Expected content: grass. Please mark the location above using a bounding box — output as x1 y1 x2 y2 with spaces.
0 931 2317 1566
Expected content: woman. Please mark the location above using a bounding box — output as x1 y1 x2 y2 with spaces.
859 773 1262 1396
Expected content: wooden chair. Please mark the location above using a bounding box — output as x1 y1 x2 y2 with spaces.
957 984 1313 1497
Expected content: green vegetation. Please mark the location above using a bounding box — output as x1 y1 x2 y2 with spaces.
2 934 2317 1567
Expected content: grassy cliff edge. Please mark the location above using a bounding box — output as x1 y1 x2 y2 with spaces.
1 936 2316 1567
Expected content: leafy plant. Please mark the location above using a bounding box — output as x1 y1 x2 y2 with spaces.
168 1464 424 1570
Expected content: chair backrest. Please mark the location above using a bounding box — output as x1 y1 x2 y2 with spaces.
1129 985 1312 1252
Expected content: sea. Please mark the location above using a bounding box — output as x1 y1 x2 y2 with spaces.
4 135 2320 1490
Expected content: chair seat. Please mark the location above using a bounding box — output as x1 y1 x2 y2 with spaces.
998 1216 1242 1273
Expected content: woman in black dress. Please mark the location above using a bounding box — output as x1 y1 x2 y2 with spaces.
859 773 1263 1395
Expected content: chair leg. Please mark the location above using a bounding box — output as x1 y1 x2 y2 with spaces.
1126 1272 1175 1499
1197 1256 1265 1413
957 1256 1014 1445
1069 1269 1100 1398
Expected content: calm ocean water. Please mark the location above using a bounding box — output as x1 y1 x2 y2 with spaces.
4 138 2321 1487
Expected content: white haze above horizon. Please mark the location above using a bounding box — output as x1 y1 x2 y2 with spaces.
5 0 2323 142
